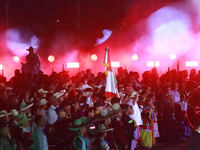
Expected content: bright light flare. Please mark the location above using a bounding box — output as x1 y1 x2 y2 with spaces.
186 61 198 67
147 61 160 67
0 64 3 70
111 62 120 67
67 62 79 68
91 54 97 61
169 53 176 60
48 55 55 62
13 56 19 62
132 54 138 61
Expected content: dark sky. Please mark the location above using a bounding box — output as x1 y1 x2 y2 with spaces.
0 0 183 56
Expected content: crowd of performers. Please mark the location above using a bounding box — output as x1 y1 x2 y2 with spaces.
0 66 198 150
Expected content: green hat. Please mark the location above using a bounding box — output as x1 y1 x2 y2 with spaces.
20 102 33 112
17 114 31 125
69 117 93 131
91 124 114 134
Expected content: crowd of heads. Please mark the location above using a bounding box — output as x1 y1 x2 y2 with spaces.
0 66 199 149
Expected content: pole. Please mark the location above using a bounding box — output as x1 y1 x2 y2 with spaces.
177 61 179 73
62 64 64 71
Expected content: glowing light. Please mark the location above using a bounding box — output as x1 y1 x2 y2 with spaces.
186 61 198 67
111 62 120 67
67 62 79 68
132 54 139 61
13 56 19 62
91 54 97 61
0 64 3 70
147 61 160 67
170 53 176 60
48 55 55 62
95 29 113 46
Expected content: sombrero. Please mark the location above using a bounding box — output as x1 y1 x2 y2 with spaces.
0 110 12 118
69 117 93 131
48 92 64 103
130 91 138 99
112 103 128 113
90 124 114 134
26 46 35 51
20 102 33 112
95 107 117 121
17 114 32 125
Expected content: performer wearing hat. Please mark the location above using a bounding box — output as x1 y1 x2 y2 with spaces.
69 117 93 150
55 106 72 150
24 46 42 75
93 124 114 150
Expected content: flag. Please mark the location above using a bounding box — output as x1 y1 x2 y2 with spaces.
104 47 118 99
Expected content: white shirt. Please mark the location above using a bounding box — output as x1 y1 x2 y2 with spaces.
41 109 48 124
47 105 58 125
128 99 143 126
33 126 48 150
170 90 180 103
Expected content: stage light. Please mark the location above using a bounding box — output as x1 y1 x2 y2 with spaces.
111 62 120 67
186 61 198 67
170 53 176 60
13 56 19 62
48 55 55 62
0 64 3 70
132 54 138 61
91 54 97 61
67 62 79 68
147 61 160 67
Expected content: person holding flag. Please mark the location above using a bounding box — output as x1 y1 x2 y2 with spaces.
104 47 119 100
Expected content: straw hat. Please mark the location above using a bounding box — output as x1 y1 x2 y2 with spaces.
112 103 128 113
0 83 13 90
81 84 93 90
20 102 34 112
69 117 93 131
10 109 19 117
38 88 49 94
130 91 138 99
37 99 48 107
95 107 117 121
49 92 64 103
0 110 12 118
17 114 31 125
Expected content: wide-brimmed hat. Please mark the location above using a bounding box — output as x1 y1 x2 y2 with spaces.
69 117 93 131
49 92 64 103
37 99 48 107
0 110 12 118
112 103 128 113
26 46 35 51
0 83 13 91
38 88 49 94
95 107 117 121
17 114 32 125
130 91 138 99
90 124 114 134
81 84 93 90
20 102 34 112
10 109 19 117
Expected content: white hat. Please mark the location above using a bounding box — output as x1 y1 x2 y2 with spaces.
38 88 49 94
10 109 19 117
37 99 48 107
81 84 93 90
49 92 64 103
0 110 12 118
